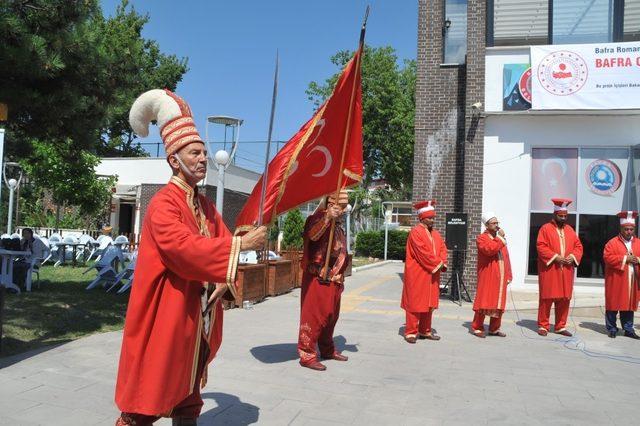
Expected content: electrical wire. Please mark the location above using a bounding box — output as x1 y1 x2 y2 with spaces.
509 289 640 365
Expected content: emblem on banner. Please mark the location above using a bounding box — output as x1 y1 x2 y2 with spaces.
585 159 622 196
537 51 588 96
518 67 532 104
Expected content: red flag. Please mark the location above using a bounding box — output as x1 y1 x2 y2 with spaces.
235 48 363 231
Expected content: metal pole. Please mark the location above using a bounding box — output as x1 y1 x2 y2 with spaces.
346 209 352 253
384 220 389 261
7 187 14 234
216 163 225 217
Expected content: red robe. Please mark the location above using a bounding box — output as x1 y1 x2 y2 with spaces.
115 177 242 416
603 235 640 312
473 231 513 313
536 222 583 300
401 224 448 312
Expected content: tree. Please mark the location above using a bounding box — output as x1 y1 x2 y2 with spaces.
282 209 305 250
307 46 416 197
0 0 187 224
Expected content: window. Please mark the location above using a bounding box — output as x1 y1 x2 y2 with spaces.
443 0 467 64
491 0 549 46
552 0 615 44
624 0 640 41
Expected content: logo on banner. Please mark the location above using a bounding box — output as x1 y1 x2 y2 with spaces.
518 67 532 103
585 159 622 196
537 51 588 96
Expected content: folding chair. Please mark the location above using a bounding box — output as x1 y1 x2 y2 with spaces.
85 247 123 290
107 251 137 293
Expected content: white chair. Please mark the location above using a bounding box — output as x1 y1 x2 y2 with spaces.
85 246 123 290
77 234 96 261
1 233 10 239
93 236 114 262
42 235 59 264
107 251 137 293
10 233 21 239
113 235 130 251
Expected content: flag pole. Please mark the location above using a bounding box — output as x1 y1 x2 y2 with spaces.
321 6 368 282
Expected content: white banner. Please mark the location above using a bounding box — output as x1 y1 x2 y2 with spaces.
531 41 640 110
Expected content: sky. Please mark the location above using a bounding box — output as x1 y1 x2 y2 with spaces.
101 0 418 171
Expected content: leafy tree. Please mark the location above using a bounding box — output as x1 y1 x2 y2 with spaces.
307 46 416 197
0 0 187 224
282 209 305 250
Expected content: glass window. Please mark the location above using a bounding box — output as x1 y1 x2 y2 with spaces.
528 213 577 275
492 0 549 46
576 214 620 278
624 0 640 41
443 0 467 64
552 0 614 44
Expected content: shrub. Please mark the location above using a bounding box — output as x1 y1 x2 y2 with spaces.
355 229 408 260
282 208 305 250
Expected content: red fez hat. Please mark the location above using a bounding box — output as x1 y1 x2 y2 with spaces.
551 198 572 212
617 210 638 226
414 200 436 220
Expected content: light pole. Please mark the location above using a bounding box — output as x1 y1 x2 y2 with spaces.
3 162 22 234
345 204 353 253
205 116 243 218
384 209 392 261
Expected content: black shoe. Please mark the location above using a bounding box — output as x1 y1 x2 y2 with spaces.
608 331 616 338
624 331 640 340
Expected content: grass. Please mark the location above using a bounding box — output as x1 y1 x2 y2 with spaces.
351 256 383 268
0 264 129 358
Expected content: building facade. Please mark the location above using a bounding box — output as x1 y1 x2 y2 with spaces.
414 0 640 292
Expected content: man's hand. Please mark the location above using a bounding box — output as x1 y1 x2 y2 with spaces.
330 273 343 283
497 228 506 238
207 282 228 306
562 257 575 266
325 204 342 221
628 256 639 265
240 226 267 251
554 256 566 265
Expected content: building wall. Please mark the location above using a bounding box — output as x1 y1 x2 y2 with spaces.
413 0 487 294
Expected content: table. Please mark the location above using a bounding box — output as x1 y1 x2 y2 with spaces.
54 242 87 267
0 249 30 294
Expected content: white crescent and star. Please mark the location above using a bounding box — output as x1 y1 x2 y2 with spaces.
287 119 332 178
541 157 567 187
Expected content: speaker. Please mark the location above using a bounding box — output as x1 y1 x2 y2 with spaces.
445 213 468 251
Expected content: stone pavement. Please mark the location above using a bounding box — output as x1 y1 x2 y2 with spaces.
1 262 639 425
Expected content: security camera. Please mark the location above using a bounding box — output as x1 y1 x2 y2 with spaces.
471 102 483 110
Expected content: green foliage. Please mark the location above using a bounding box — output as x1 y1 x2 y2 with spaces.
268 223 279 242
0 0 188 221
282 209 305 250
355 229 408 261
307 46 416 197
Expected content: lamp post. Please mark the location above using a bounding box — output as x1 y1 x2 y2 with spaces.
3 162 22 234
345 204 353 253
205 116 243 218
384 209 392 261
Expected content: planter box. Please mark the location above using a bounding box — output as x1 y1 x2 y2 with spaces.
235 263 267 306
280 250 304 288
267 259 293 296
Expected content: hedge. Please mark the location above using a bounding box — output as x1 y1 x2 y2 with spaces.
355 229 408 260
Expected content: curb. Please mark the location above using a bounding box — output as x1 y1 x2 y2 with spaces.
352 259 402 273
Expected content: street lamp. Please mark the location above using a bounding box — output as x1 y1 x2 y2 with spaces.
205 116 243 217
345 204 353 254
3 162 22 234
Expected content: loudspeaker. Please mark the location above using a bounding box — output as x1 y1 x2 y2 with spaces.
445 213 468 251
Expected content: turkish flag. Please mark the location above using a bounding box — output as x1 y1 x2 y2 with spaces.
235 48 363 231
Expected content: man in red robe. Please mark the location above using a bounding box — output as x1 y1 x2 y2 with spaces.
115 90 266 425
536 198 583 337
603 211 640 339
471 212 512 338
297 190 351 371
401 200 448 344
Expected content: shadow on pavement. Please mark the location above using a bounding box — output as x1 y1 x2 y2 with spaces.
200 392 260 425
250 335 357 364
579 321 608 335
515 319 539 332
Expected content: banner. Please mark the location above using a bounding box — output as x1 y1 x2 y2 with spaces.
578 148 629 215
530 148 578 212
531 41 640 110
502 63 531 111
